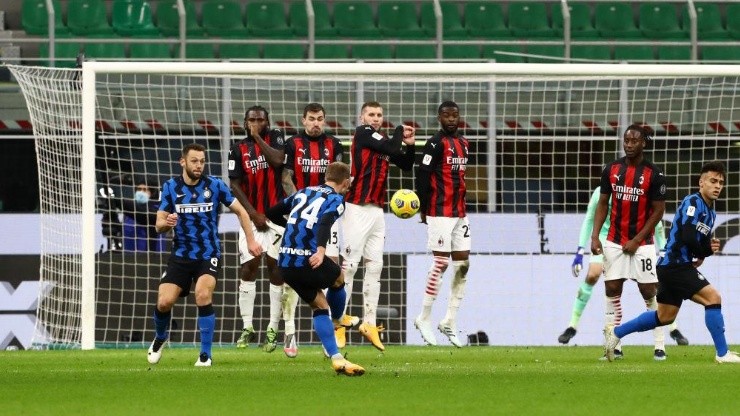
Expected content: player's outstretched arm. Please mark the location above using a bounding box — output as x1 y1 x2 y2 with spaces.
230 199 262 257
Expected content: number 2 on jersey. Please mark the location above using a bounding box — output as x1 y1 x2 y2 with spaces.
287 193 326 229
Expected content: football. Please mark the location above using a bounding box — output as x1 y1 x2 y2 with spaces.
390 189 420 219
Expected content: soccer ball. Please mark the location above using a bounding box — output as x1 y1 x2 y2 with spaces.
390 189 420 219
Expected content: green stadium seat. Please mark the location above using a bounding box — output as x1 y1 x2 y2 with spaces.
155 0 204 36
219 43 261 60
22 0 68 35
594 3 641 38
464 2 510 38
481 44 525 63
289 1 335 37
681 3 728 39
701 45 740 62
39 41 82 67
614 45 655 62
420 2 466 39
174 43 215 60
313 44 349 60
395 44 437 61
67 0 115 36
377 2 426 39
639 3 685 39
334 2 379 38
112 0 159 37
443 45 480 61
526 44 565 63
246 1 293 38
129 42 172 60
657 45 691 62
351 44 393 61
263 44 306 60
570 45 611 62
726 4 740 39
84 40 127 60
508 3 555 38
202 0 247 37
552 3 597 38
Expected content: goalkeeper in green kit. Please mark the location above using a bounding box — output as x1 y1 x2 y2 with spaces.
557 187 690 350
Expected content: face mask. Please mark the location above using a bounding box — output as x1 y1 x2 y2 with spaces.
134 191 150 204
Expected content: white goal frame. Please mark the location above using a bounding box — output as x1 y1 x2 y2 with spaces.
79 61 740 349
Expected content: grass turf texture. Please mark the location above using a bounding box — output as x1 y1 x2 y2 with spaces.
3 345 738 415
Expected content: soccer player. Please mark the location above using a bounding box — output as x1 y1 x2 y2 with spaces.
605 161 740 363
557 186 689 348
228 105 290 354
338 101 416 351
591 124 669 360
281 103 356 351
146 143 262 367
413 101 470 348
266 161 365 376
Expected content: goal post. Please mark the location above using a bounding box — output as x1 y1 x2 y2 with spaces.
8 62 740 349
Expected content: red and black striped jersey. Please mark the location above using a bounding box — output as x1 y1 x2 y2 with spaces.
227 129 285 214
345 125 415 207
599 157 666 246
416 131 468 217
283 132 344 189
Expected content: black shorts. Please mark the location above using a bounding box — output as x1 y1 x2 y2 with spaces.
161 256 221 297
656 263 711 307
279 258 341 304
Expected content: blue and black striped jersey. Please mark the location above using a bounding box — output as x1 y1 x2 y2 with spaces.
159 175 235 260
658 192 716 266
278 184 345 268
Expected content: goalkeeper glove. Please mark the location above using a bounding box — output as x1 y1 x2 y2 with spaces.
571 247 585 277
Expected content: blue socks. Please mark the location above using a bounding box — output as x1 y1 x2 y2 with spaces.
614 310 660 338
313 309 339 357
197 304 216 358
705 305 728 357
326 285 347 320
153 308 171 340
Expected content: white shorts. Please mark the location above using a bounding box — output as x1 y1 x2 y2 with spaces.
238 222 284 264
602 240 658 283
338 203 385 263
426 216 471 253
325 221 340 258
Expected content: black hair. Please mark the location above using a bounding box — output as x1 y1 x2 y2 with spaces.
624 123 653 143
244 105 271 128
438 100 459 114
700 160 726 178
303 102 326 117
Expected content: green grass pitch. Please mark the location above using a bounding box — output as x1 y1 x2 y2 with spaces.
3 345 739 415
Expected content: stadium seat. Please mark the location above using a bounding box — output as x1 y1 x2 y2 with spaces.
570 44 611 62
443 45 480 61
67 0 115 36
481 44 525 63
681 3 728 39
526 44 565 63
552 3 597 38
594 3 641 38
84 40 127 60
334 2 379 38
701 45 740 62
155 0 204 36
202 0 247 37
726 4 740 39
395 44 437 61
129 42 172 60
377 2 426 39
246 1 293 38
420 2 466 39
639 3 685 39
508 3 555 38
289 1 335 37
219 43 261 60
174 43 215 60
112 0 159 37
313 44 349 60
351 44 393 61
614 45 655 62
263 44 306 60
39 41 82 67
657 45 692 62
464 2 510 38
22 0 68 35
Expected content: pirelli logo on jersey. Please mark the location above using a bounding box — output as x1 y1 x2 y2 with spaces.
612 184 645 201
176 202 214 213
279 247 313 256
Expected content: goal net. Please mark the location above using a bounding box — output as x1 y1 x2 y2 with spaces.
8 62 740 349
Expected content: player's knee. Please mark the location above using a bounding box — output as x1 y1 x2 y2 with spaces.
194 289 213 306
332 270 345 289
156 296 176 312
342 259 358 280
240 261 258 281
365 259 383 276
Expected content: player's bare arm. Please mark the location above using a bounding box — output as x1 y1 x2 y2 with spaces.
155 210 177 233
591 193 609 254
229 199 263 257
623 199 665 254
281 168 297 195
229 176 268 231
250 125 284 168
